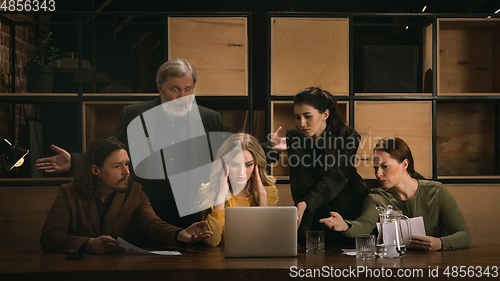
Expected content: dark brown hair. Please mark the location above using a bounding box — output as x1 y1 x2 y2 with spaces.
373 137 425 180
293 87 347 138
73 137 127 199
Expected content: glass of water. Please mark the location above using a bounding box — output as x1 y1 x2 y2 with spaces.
306 231 325 254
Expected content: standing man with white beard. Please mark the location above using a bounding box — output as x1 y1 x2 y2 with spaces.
36 59 286 232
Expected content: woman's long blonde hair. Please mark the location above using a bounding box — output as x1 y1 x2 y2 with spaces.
195 133 276 214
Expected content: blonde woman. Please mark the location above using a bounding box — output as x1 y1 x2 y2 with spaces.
196 133 279 247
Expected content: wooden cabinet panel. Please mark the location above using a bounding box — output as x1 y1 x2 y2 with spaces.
437 102 497 176
168 17 247 96
271 18 348 96
422 23 433 93
0 186 59 248
446 184 500 245
354 101 432 179
83 102 137 149
438 19 500 95
276 184 294 206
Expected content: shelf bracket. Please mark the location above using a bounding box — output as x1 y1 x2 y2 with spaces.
146 41 163 56
133 32 153 49
115 16 135 36
95 0 113 13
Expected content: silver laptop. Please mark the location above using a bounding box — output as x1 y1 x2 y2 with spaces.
224 206 297 258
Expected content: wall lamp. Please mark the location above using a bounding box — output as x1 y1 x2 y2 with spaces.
0 137 29 171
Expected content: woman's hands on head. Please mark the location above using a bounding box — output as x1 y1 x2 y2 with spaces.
252 163 266 195
214 165 230 211
319 211 349 232
252 164 268 206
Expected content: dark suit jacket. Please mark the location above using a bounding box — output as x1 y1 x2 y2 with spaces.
40 181 182 254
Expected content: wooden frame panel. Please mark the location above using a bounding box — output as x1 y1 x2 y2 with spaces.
0 186 59 248
446 184 500 245
438 18 500 95
422 23 433 93
354 101 432 179
276 184 294 206
436 102 497 177
168 17 248 96
218 110 265 143
271 17 349 96
83 101 138 150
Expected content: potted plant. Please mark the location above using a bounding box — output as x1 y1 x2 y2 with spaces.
24 32 60 93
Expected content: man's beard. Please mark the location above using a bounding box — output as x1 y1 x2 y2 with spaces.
115 176 130 193
161 94 195 119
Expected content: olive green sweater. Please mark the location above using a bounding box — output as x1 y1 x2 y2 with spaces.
343 180 471 251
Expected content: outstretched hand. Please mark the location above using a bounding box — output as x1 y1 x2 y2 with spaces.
319 211 349 232
271 126 287 152
35 144 71 173
178 221 213 244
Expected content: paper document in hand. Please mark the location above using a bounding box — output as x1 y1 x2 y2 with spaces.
117 237 181 255
376 216 426 248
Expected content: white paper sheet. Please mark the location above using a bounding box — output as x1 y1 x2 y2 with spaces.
341 249 357 256
117 237 181 255
376 216 426 248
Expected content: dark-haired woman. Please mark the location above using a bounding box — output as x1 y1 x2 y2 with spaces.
287 87 369 245
320 137 471 251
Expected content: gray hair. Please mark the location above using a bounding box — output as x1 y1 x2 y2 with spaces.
156 58 198 85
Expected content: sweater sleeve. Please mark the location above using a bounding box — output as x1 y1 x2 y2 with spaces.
265 185 279 206
342 194 379 238
40 186 91 254
202 207 225 247
287 127 360 212
437 187 471 251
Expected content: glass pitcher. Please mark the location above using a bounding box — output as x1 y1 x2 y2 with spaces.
376 205 412 258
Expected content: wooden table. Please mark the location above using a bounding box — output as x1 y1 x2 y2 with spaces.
0 245 499 280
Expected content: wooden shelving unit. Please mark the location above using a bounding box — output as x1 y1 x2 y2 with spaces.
169 17 248 96
271 17 349 96
268 13 500 184
0 13 253 184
